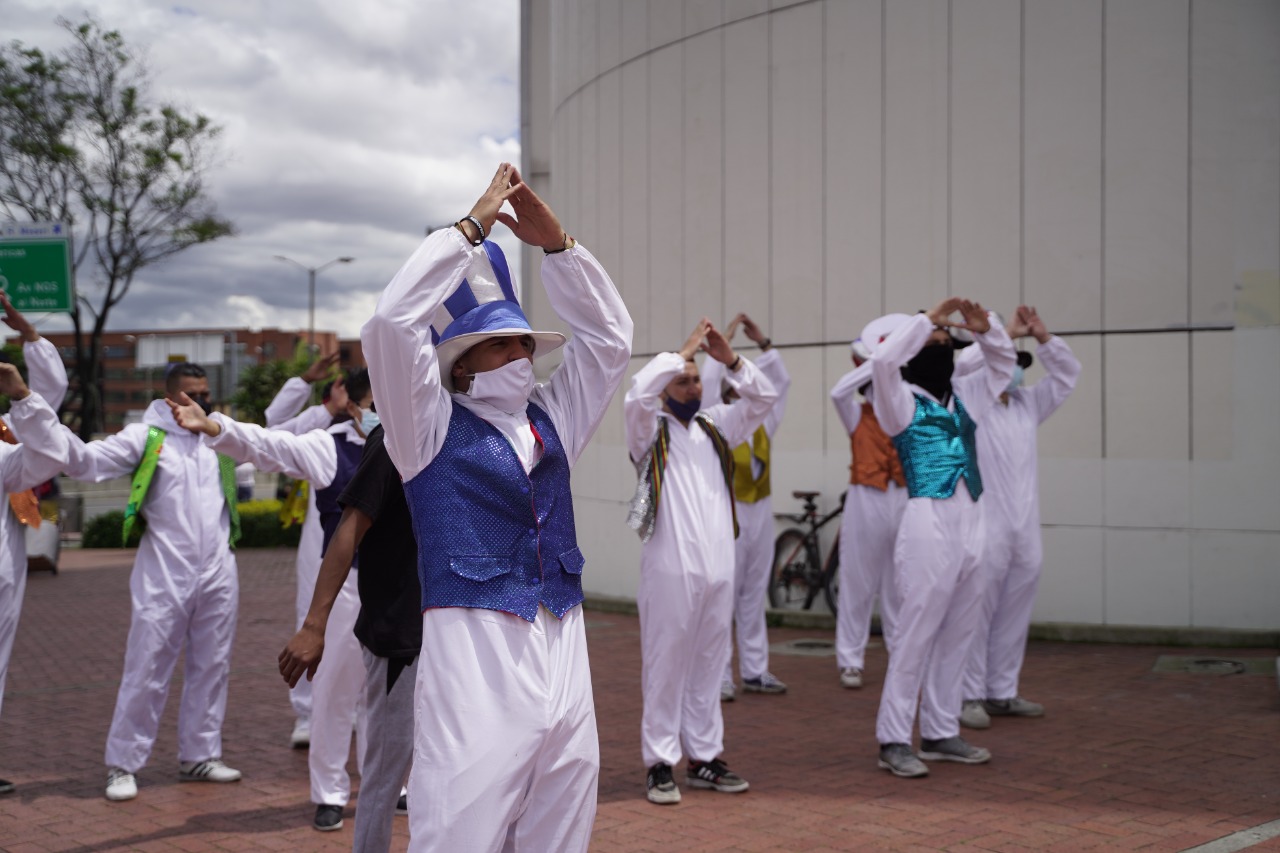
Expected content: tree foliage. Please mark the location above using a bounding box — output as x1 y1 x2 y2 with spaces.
0 16 234 438
230 342 317 426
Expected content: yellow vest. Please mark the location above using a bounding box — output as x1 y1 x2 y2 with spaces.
731 425 771 504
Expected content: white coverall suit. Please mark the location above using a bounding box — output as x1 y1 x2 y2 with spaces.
202 414 370 809
869 314 1014 747
0 338 70 730
958 337 1081 703
362 227 633 853
626 353 778 769
62 400 249 774
699 350 791 685
829 368 909 673
263 377 332 725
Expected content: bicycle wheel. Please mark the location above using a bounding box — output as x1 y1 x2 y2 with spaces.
770 528 820 610
823 533 840 615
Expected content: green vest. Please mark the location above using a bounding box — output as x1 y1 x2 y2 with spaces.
123 426 242 547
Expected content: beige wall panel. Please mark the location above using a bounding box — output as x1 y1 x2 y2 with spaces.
1104 460 1190 529
648 45 686 352
950 0 1021 312
1103 332 1188 460
1038 458 1103 528
1190 531 1280 630
597 0 622 76
683 31 725 330
823 343 856 469
1190 329 1232 461
592 70 623 285
1033 527 1104 624
770 3 825 345
578 497 643 598
579 86 600 268
648 0 684 50
1191 0 1280 326
684 0 723 37
1104 0 1190 330
723 17 772 333
621 0 648 64
768 346 825 457
620 59 651 352
1034 334 1101 460
1105 529 1191 626
884 0 949 314
526 0 554 176
823 0 883 339
725 0 769 24
1023 0 1103 332
772 0 808 9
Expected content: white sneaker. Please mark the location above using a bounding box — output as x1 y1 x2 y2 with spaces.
840 667 863 689
178 759 242 783
105 767 137 801
720 679 736 702
743 672 787 694
290 717 311 748
960 699 991 730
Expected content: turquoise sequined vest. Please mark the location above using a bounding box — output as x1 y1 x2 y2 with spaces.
890 394 983 500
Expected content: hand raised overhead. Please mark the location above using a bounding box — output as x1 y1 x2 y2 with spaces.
702 324 738 367
0 293 38 343
465 162 524 238
0 363 29 400
300 351 340 384
678 318 712 361
494 165 568 251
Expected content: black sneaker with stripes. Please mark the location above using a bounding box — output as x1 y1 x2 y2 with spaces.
686 758 749 793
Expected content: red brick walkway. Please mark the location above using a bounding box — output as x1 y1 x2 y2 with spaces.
2 549 1278 851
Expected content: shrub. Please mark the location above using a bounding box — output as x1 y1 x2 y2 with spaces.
80 500 300 549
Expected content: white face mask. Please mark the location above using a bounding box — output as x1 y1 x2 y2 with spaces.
466 358 535 413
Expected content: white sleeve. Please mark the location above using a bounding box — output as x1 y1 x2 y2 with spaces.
270 403 332 436
60 423 148 483
699 356 727 411
23 337 69 411
205 413 338 487
264 377 313 429
830 362 872 435
360 227 475 482
623 353 685 463
755 349 791 438
0 392 70 491
527 243 634 467
700 356 779 449
1025 336 1082 424
869 313 933 437
954 320 1016 424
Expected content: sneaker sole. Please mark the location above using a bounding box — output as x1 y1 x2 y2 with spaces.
179 775 242 783
840 680 862 689
742 685 786 694
917 750 991 765
959 716 991 730
314 820 344 832
877 759 928 778
105 788 138 801
686 777 749 793
985 708 1044 718
646 789 682 805
720 694 734 702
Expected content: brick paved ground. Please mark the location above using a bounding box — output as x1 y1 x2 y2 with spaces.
2 548 1278 852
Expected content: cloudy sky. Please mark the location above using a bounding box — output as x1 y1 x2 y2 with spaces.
4 0 521 340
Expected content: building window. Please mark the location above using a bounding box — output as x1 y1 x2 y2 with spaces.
102 344 133 359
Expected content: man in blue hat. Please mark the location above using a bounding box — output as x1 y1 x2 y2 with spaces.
360 163 633 852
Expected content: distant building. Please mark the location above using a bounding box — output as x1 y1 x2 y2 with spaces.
7 328 365 433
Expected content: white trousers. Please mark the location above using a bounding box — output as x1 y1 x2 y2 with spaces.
289 495 322 721
963 516 1043 702
875 494 985 746
0 518 28 721
105 552 238 772
408 606 598 853
724 498 774 683
835 483 909 670
353 650 416 853
309 570 368 806
639 555 733 768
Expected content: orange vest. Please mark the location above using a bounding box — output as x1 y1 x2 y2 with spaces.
849 402 906 491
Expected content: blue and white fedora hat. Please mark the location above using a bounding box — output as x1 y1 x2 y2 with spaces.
432 240 566 387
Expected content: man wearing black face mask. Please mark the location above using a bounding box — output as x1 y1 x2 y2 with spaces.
624 318 778 805
59 362 247 801
866 297 1015 779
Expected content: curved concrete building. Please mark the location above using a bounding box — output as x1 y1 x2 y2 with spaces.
519 0 1279 634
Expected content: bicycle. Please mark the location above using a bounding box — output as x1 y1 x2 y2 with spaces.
769 490 844 613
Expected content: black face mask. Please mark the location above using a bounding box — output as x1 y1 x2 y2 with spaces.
903 342 954 402
198 399 215 416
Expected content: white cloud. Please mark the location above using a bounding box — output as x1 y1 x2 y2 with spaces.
4 0 522 341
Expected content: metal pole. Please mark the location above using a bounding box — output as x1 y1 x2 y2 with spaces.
308 268 316 350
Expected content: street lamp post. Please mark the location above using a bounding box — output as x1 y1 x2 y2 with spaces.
273 255 355 350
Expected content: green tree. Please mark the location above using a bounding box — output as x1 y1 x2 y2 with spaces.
0 16 234 438
230 342 318 425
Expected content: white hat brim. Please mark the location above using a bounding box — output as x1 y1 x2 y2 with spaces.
436 328 567 386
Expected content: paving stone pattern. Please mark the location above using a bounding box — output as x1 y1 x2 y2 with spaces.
2 549 1278 852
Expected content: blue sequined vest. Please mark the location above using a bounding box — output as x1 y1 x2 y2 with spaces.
403 401 584 622
891 393 983 501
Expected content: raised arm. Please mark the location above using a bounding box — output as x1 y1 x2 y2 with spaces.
266 352 341 432
870 313 935 437
201 411 338 487
624 353 686 463
955 307 1015 424
0 366 69 491
697 324 779 448
60 423 148 483
1 294 68 412
755 349 790 438
830 361 873 435
1021 309 1081 423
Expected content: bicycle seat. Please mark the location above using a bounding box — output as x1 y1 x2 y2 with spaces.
792 490 820 500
